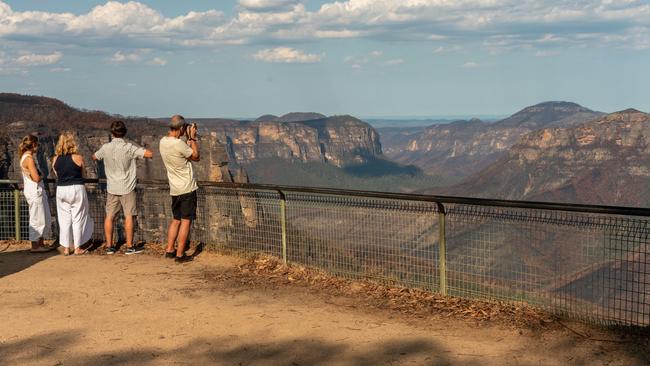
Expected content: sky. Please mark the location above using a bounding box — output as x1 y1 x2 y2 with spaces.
0 0 649 118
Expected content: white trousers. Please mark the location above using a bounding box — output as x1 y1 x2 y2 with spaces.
24 185 52 242
56 185 94 248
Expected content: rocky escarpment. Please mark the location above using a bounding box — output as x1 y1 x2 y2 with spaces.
201 115 382 167
1 94 384 181
442 109 650 206
381 102 603 181
0 94 237 182
2 120 234 183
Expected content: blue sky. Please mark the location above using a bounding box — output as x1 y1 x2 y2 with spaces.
1 0 649 118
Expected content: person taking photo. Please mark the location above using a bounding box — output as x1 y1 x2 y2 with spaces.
159 115 199 263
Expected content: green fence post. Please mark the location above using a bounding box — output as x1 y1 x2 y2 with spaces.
279 191 288 265
14 188 21 241
437 203 447 296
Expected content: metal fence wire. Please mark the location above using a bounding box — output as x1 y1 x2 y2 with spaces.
0 180 648 327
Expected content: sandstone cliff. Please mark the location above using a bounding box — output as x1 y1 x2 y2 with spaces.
0 94 384 182
441 109 650 206
197 115 382 168
381 102 603 181
1 120 233 183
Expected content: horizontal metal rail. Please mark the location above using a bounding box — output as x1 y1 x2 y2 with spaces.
2 178 650 217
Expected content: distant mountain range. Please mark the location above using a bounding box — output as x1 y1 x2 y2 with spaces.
254 112 326 123
437 109 650 207
380 102 604 182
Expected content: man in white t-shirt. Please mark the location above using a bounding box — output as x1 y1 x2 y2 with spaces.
93 120 153 255
159 115 200 263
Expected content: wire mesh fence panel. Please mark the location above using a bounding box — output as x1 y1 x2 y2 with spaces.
0 188 15 240
136 184 172 244
285 192 440 291
0 187 29 240
201 187 283 256
84 182 108 243
446 204 650 326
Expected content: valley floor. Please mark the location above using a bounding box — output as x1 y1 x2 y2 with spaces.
0 243 648 366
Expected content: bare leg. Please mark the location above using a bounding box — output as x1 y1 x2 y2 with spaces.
176 219 192 257
166 219 181 253
104 215 114 248
125 215 134 248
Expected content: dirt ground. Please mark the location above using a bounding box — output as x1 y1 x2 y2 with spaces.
1 243 648 366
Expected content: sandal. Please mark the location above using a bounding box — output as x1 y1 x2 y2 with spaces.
74 248 88 255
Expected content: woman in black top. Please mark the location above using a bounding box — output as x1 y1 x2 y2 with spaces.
52 132 94 255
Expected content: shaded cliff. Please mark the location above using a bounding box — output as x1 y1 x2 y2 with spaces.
381 102 603 181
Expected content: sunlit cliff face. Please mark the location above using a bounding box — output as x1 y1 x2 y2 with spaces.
381 102 604 181
206 116 382 168
446 110 650 206
1 116 384 180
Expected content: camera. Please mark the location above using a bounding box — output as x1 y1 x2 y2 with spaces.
184 122 198 139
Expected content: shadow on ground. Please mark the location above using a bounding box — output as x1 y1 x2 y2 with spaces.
0 330 467 366
2 329 649 366
0 249 58 279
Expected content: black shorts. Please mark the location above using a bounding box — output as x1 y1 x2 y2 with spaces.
171 190 197 220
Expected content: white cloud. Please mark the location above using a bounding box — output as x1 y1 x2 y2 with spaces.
344 55 368 66
49 67 70 73
109 50 168 66
151 57 168 66
0 0 649 54
433 45 463 54
384 58 404 66
252 47 322 63
16 51 62 66
428 34 447 41
238 0 300 12
344 50 388 68
109 51 142 64
461 61 479 68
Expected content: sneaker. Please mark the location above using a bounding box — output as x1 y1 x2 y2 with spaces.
125 247 144 255
164 251 176 259
106 247 117 255
175 255 193 263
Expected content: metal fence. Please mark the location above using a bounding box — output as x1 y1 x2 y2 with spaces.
1 179 649 327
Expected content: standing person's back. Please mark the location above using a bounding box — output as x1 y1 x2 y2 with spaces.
93 120 153 255
159 135 198 196
52 131 94 255
160 115 200 263
19 134 55 253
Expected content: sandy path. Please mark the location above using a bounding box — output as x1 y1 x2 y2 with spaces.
0 246 647 366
